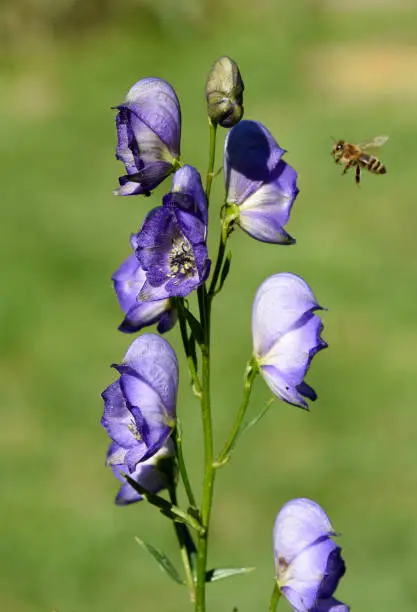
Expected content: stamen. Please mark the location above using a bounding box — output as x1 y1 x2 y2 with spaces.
168 236 196 279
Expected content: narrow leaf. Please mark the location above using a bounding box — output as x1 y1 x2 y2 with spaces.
123 474 203 533
216 251 232 295
183 307 204 346
135 537 185 585
239 398 274 438
206 567 255 583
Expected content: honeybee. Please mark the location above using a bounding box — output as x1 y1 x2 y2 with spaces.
331 135 388 185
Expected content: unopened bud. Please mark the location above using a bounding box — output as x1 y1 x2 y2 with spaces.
205 56 244 128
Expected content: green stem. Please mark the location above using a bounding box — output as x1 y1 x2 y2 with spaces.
194 120 219 612
195 337 214 612
169 485 196 602
269 582 281 612
214 360 258 467
205 119 217 203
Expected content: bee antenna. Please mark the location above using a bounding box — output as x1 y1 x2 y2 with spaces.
330 136 336 143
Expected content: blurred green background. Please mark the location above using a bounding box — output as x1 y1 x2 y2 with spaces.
2 0 417 610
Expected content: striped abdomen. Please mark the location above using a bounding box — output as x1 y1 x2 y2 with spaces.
359 154 386 174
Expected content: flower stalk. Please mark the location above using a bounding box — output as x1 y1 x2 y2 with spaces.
214 359 258 467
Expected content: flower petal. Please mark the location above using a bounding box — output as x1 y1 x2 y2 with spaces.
273 498 335 567
122 334 178 418
260 313 325 409
252 273 322 359
239 161 298 244
101 381 144 449
171 165 208 225
281 540 343 609
224 120 286 204
313 598 350 612
109 440 174 505
124 77 181 156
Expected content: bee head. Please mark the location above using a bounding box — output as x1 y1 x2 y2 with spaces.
331 138 345 156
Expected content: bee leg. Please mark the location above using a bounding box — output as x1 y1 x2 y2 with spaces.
355 165 361 185
342 160 353 175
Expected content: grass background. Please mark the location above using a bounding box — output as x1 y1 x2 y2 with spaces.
2 1 417 610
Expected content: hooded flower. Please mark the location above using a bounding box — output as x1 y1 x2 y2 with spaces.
112 234 177 333
101 334 178 472
114 77 181 196
273 498 349 612
135 165 210 300
106 439 175 505
252 273 326 409
224 120 298 244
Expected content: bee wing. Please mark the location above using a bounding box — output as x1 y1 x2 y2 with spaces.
357 135 389 151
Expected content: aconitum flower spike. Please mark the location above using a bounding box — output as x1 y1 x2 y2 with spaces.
106 439 175 505
252 273 327 409
224 120 298 244
101 334 178 471
112 235 177 333
114 78 181 196
206 56 244 128
273 498 349 612
136 166 210 300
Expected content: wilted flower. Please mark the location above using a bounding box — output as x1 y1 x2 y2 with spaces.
101 334 178 471
112 234 177 333
106 439 175 505
273 498 349 612
135 165 210 300
114 78 181 196
224 120 298 244
206 56 244 128
252 273 326 409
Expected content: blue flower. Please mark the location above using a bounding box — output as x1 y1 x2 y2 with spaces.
114 78 181 196
273 498 349 612
252 273 327 409
135 165 210 300
101 334 178 472
224 120 298 244
112 234 177 333
106 440 175 505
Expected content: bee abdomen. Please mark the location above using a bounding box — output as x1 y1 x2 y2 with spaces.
361 155 386 174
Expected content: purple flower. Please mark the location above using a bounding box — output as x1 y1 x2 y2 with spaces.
106 439 175 505
252 273 327 409
135 166 210 300
101 334 178 472
224 120 298 244
114 78 181 196
112 234 177 333
273 498 349 612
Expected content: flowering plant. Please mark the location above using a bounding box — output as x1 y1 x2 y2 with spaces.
100 58 349 611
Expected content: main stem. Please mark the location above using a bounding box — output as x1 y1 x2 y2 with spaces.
195 120 218 612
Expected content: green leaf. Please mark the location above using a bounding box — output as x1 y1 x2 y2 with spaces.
183 307 204 346
123 474 204 533
205 566 255 583
240 398 274 437
216 251 232 295
135 537 185 585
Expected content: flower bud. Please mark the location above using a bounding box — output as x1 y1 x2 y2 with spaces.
205 56 244 128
